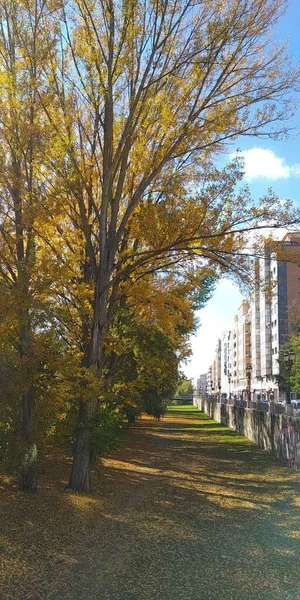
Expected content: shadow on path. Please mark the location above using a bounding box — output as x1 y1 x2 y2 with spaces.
0 407 299 600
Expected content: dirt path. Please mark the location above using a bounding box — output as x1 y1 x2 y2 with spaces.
0 407 299 599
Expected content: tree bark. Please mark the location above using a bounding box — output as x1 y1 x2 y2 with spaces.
19 389 37 492
67 395 99 492
67 278 108 493
67 410 93 493
67 263 107 493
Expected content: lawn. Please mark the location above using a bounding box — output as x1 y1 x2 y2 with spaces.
0 407 299 599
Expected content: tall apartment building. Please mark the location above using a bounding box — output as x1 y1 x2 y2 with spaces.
202 233 300 400
211 359 217 393
213 339 221 394
250 260 261 384
206 365 213 395
277 233 300 342
220 330 231 396
206 339 221 396
235 300 251 393
231 316 238 391
218 317 247 398
251 233 300 399
198 373 207 395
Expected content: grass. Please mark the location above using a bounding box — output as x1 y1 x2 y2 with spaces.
168 404 201 417
0 407 299 599
167 404 254 443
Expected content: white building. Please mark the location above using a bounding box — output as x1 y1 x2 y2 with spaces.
220 330 232 397
230 300 251 398
198 373 207 396
207 366 213 395
249 234 300 400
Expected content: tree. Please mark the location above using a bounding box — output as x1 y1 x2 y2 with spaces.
104 307 182 413
290 337 300 394
0 0 59 490
45 0 300 491
176 378 194 398
142 387 168 420
275 302 300 395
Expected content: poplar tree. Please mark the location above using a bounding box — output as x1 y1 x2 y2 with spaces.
0 0 58 490
47 0 299 491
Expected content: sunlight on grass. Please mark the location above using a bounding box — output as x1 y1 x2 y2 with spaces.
103 454 294 513
65 493 100 511
0 408 299 600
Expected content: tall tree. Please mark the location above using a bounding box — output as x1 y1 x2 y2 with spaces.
48 0 299 491
0 0 58 490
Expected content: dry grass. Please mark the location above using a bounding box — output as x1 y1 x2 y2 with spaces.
0 407 299 599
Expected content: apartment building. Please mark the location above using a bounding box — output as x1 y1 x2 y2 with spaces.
198 373 207 396
220 330 231 397
205 339 221 396
251 233 300 399
206 365 213 395
213 339 222 394
232 300 251 396
277 233 300 342
201 233 300 400
211 359 217 393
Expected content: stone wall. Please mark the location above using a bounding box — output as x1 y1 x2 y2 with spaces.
194 396 300 470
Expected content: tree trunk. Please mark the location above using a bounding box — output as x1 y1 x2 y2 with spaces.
67 398 98 493
67 418 92 493
19 390 37 492
19 442 37 492
67 261 110 493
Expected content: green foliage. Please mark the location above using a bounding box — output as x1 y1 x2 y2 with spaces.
105 308 179 410
176 378 194 398
290 337 300 392
90 406 123 456
142 387 168 420
185 275 216 312
276 338 300 393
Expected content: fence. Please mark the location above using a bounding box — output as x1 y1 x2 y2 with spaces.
203 394 291 414
194 395 300 471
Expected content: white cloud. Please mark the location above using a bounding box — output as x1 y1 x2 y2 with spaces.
231 147 300 181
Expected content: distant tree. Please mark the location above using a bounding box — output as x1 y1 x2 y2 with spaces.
289 337 300 393
176 378 194 398
142 387 168 421
276 339 299 394
276 306 300 394
104 308 180 414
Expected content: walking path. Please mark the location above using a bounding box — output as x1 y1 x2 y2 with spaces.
0 406 299 599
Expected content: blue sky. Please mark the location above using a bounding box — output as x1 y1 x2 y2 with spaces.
183 0 300 379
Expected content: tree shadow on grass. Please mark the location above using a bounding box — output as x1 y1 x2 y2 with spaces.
0 413 299 600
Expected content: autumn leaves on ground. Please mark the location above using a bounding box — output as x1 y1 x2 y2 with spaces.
0 406 299 600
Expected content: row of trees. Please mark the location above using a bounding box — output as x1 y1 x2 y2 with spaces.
0 0 299 492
